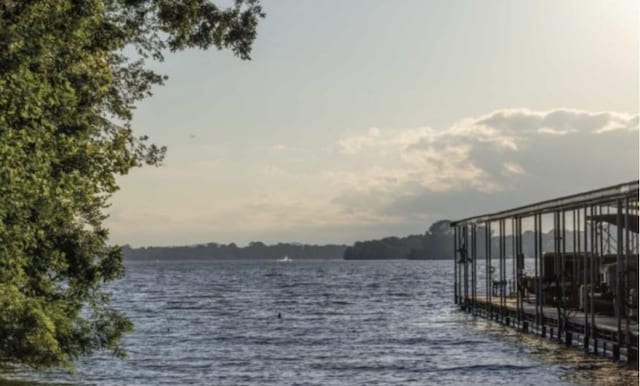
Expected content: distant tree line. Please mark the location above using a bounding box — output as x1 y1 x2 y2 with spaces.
343 219 589 260
123 223 591 262
122 242 347 260
344 220 454 260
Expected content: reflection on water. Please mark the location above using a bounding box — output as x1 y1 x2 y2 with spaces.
1 259 637 385
476 321 638 386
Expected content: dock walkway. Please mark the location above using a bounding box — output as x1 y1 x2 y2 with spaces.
463 295 639 360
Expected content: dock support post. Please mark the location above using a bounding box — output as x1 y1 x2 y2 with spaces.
471 224 477 316
624 197 631 364
615 200 623 360
590 205 596 350
560 210 566 342
499 219 506 324
565 332 572 347
454 226 458 305
536 213 544 329
628 348 638 364
613 345 620 361
512 218 517 327
583 204 590 354
463 225 469 311
486 221 492 319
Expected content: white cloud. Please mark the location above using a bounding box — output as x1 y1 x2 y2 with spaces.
109 108 638 246
537 127 573 135
329 107 638 224
503 161 525 175
475 108 635 135
338 127 382 154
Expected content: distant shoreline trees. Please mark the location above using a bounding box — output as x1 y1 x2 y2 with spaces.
344 220 455 260
122 219 573 263
343 219 585 261
122 220 458 261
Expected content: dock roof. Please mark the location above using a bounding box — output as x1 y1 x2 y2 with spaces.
450 180 639 226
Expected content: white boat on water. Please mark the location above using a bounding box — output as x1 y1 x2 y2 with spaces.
278 255 292 262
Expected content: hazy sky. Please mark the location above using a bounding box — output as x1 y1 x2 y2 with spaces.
106 0 639 247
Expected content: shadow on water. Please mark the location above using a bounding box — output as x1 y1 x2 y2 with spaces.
0 376 73 386
0 364 74 386
473 321 639 386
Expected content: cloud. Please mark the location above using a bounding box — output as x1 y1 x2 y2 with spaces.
109 108 638 246
503 161 525 175
475 108 635 135
338 127 382 154
329 108 638 226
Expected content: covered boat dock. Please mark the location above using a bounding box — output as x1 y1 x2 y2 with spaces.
451 180 639 363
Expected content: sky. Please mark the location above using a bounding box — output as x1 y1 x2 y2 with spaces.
106 0 639 247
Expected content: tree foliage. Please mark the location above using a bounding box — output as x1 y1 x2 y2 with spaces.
343 220 455 261
0 0 263 368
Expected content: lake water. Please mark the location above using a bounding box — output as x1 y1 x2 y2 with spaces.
1 259 637 385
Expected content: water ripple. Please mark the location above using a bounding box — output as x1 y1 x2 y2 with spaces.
1 260 637 386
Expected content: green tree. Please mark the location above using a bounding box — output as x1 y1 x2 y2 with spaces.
0 0 263 369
